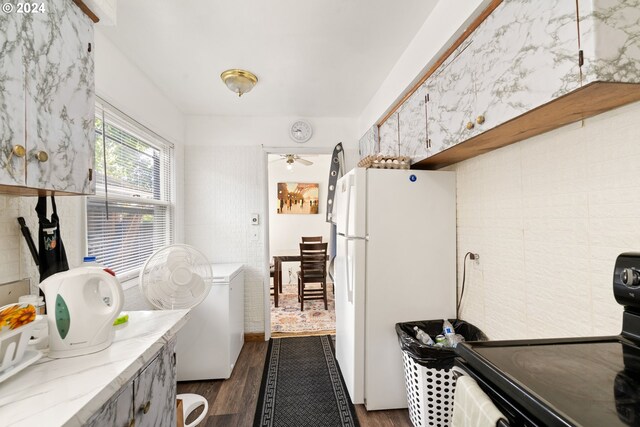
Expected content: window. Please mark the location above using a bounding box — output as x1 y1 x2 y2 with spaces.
87 99 175 281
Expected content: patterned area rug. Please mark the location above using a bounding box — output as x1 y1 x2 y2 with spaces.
254 336 359 427
271 282 335 334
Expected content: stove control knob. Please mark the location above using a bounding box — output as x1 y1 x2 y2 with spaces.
621 268 640 287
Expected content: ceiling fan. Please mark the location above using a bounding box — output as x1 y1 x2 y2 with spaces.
271 154 314 170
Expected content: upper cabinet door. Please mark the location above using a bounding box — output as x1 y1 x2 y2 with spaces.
472 0 580 133
25 0 95 193
0 12 26 186
378 112 399 157
578 0 640 85
426 38 476 155
358 126 379 159
398 83 428 163
425 0 579 157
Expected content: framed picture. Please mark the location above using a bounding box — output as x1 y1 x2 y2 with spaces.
277 182 319 214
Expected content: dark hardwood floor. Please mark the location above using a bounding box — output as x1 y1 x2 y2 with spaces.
177 341 412 427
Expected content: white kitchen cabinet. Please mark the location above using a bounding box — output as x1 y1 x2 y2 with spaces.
425 0 580 157
0 10 27 186
426 38 476 156
358 125 379 159
410 0 640 169
470 0 580 132
578 0 640 85
25 0 95 194
0 0 95 195
87 338 177 427
378 111 399 157
133 340 177 427
398 83 429 162
86 384 134 427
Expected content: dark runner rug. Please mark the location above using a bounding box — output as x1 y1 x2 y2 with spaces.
253 335 360 427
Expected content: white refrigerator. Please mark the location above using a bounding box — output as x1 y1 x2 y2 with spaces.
334 168 456 410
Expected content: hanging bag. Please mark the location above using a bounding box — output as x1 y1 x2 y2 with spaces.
36 196 69 284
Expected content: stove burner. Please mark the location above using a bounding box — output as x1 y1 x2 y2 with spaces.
614 253 640 317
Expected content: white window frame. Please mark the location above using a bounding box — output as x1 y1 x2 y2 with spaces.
86 98 175 286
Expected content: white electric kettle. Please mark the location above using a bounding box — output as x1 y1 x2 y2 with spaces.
39 266 124 358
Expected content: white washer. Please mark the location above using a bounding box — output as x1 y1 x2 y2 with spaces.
176 263 244 380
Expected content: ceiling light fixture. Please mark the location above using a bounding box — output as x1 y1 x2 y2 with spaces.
286 156 294 171
220 69 258 97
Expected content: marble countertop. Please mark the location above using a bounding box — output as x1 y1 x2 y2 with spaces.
0 310 190 426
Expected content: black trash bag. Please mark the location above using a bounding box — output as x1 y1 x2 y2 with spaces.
395 319 487 370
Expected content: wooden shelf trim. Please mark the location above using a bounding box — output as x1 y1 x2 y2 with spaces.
0 184 90 197
412 81 640 170
72 0 100 23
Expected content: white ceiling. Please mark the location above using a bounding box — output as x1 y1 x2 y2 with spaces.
99 0 438 117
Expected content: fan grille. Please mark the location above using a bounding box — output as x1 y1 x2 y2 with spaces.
139 244 214 309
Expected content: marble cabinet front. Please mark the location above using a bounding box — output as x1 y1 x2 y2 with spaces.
471 0 580 132
85 339 177 427
398 83 429 163
24 0 95 193
379 112 399 157
358 126 379 160
579 0 640 85
134 339 177 427
425 0 580 157
426 38 476 155
0 10 26 186
86 384 134 427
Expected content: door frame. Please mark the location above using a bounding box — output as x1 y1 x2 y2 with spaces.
261 145 334 340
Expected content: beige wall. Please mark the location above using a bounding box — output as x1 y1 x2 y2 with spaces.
451 100 640 340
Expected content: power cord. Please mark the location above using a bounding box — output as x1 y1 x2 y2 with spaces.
457 252 477 319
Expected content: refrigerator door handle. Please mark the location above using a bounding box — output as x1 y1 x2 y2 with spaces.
337 232 369 241
346 239 354 304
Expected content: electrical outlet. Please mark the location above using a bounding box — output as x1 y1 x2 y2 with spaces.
470 253 480 264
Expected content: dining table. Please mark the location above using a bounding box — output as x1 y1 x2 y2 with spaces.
272 252 330 305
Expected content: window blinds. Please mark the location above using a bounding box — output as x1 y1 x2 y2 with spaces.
87 100 175 281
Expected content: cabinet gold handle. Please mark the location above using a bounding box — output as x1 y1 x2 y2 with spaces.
476 115 485 125
466 121 474 130
142 400 151 414
35 151 49 162
128 419 135 427
12 145 26 158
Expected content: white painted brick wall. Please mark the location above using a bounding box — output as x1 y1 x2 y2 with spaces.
451 100 640 341
0 195 84 292
0 196 22 282
184 145 266 333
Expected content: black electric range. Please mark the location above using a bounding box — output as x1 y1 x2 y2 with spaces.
455 252 640 427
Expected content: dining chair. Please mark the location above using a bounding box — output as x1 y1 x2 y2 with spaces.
297 242 328 311
299 236 323 291
269 262 278 307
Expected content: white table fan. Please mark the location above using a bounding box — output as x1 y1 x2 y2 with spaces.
139 244 213 427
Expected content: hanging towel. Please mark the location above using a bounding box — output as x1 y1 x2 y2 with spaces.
36 196 69 283
452 375 507 427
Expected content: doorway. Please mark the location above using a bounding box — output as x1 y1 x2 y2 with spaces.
266 152 335 338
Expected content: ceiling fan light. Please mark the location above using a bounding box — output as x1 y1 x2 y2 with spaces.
286 163 293 171
220 69 258 97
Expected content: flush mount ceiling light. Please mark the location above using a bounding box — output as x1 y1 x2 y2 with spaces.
220 69 258 97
